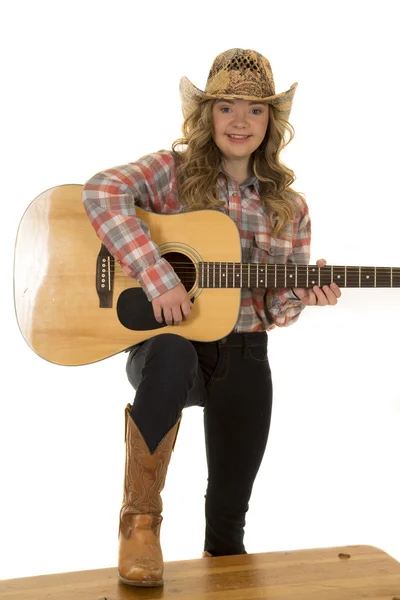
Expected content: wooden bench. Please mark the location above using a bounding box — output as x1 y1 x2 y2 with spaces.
1 545 399 599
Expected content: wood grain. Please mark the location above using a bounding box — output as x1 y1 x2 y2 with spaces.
1 545 399 600
14 184 241 365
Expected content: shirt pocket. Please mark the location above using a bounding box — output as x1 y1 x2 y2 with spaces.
252 232 292 265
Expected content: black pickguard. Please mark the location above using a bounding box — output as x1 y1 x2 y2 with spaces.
116 288 168 331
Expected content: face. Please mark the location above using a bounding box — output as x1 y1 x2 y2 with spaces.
211 98 269 163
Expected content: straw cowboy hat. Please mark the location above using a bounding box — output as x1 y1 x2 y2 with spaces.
179 48 298 121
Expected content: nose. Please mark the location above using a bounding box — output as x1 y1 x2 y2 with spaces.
231 111 249 128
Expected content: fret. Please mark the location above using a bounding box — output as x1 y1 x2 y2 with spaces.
332 265 346 287
259 265 265 286
277 265 287 287
394 267 400 287
319 266 332 287
374 267 392 288
309 265 318 286
297 265 308 288
235 264 240 285
346 266 360 288
286 263 297 287
199 262 399 289
360 266 375 288
266 265 272 286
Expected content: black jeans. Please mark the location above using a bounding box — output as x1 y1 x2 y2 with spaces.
125 331 273 556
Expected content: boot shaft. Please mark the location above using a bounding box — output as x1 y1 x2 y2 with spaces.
121 404 181 518
118 404 181 586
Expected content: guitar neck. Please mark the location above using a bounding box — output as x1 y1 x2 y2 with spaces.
197 263 400 288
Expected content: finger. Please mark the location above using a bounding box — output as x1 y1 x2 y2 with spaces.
153 303 163 323
181 302 192 320
308 291 317 306
330 282 342 297
163 308 174 326
316 258 327 267
322 285 338 305
313 285 328 306
303 290 316 305
172 306 183 326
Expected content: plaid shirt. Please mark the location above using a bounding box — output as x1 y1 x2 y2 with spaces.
82 150 311 331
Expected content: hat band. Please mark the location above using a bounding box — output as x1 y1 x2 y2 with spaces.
206 81 270 98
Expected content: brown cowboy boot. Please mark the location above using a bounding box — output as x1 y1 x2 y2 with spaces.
118 403 181 587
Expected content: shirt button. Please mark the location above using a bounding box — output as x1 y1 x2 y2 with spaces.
269 247 275 254
220 337 227 344
232 192 238 197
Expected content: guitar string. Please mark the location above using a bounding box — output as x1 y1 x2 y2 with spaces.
108 277 399 285
106 264 398 269
107 268 398 274
104 273 398 287
105 263 398 270
107 268 398 278
108 271 397 279
105 261 397 267
104 262 399 284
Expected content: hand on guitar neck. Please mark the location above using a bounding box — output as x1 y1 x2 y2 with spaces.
152 259 341 325
152 282 193 326
292 258 342 306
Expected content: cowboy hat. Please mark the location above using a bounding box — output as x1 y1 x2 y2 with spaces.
180 48 297 121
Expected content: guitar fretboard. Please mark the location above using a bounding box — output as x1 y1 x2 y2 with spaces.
197 263 400 288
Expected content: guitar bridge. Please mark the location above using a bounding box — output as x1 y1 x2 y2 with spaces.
96 244 115 308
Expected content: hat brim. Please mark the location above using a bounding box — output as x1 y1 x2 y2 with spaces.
179 76 298 120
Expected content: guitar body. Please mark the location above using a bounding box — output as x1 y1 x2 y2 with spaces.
14 184 241 366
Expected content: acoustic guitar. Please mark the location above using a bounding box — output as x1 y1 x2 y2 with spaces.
14 184 400 366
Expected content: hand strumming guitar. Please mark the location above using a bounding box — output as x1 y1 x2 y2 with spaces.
152 282 193 326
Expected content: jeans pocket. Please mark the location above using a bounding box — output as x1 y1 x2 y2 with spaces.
248 343 269 362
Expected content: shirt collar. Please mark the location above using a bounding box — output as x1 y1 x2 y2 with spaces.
218 163 260 193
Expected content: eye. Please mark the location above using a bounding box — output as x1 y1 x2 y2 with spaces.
221 106 231 113
251 108 263 115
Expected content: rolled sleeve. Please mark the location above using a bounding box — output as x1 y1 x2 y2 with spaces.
265 199 311 327
82 152 181 301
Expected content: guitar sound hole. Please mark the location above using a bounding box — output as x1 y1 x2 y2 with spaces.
163 252 196 292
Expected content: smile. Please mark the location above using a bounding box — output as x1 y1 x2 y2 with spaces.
226 134 251 143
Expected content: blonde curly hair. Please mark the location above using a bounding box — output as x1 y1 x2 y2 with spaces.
171 98 305 236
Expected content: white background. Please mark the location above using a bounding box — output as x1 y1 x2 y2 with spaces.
1 0 399 581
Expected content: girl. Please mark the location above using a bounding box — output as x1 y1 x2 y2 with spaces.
82 48 341 587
